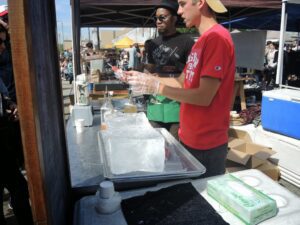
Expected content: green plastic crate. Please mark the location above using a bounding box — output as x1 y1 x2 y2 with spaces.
147 95 180 123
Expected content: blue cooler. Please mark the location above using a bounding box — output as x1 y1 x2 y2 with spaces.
262 89 300 139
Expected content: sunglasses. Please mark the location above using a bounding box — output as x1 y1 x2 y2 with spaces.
154 15 171 22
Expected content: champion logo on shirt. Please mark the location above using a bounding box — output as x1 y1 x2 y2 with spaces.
215 66 222 71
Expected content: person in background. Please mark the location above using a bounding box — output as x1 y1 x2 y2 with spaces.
145 0 194 75
59 57 66 79
134 43 142 69
128 43 141 70
63 49 69 59
264 41 278 88
141 39 152 65
143 0 194 140
291 40 300 51
119 49 129 71
0 18 16 102
265 40 272 56
0 74 9 225
0 30 34 225
85 42 97 57
67 59 73 84
0 5 8 30
82 42 97 74
126 0 235 177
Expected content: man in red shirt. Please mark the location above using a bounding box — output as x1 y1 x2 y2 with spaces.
126 0 235 177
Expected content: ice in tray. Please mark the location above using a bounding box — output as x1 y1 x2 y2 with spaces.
101 127 165 174
105 112 152 130
98 128 206 182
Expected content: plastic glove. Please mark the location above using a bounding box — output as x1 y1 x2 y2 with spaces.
110 65 125 80
127 73 160 96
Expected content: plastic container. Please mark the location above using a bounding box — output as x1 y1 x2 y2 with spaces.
95 181 121 214
97 128 206 185
147 95 180 123
207 174 277 225
262 89 300 139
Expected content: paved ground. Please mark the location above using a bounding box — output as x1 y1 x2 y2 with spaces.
3 79 300 224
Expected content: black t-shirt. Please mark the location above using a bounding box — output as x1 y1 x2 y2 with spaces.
147 32 195 77
0 55 16 101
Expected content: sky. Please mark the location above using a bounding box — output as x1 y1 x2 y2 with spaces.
54 0 73 41
0 0 73 41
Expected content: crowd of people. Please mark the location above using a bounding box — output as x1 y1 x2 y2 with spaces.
59 49 73 84
241 40 300 92
263 40 300 88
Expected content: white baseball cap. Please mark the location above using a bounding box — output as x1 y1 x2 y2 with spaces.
206 0 227 13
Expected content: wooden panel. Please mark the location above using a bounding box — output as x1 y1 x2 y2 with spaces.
9 1 72 225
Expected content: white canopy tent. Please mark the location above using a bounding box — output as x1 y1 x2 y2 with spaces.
276 0 300 86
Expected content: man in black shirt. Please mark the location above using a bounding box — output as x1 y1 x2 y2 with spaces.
146 0 194 77
144 0 194 139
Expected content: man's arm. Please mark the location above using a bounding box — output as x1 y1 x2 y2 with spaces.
157 71 185 88
158 76 221 106
0 18 8 30
125 70 220 106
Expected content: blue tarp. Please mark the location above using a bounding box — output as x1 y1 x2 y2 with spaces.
222 3 300 32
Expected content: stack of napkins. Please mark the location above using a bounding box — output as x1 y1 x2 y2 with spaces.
207 174 278 225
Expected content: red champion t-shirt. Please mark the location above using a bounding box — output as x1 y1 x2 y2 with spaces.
179 24 235 150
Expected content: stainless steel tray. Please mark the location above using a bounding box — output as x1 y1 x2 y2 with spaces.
97 128 206 183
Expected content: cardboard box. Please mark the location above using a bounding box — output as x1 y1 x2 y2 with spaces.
228 137 246 148
256 160 280 181
229 128 252 142
227 142 276 168
226 159 280 181
226 159 247 173
226 166 247 173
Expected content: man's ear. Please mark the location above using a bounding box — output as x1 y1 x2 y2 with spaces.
198 0 205 10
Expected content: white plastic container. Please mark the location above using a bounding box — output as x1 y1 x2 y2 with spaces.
207 174 277 225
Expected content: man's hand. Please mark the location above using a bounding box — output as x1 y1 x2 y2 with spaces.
5 100 18 121
0 18 8 30
125 71 160 96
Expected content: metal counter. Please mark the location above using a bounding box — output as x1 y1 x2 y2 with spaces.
66 110 205 195
66 113 105 195
73 169 300 225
